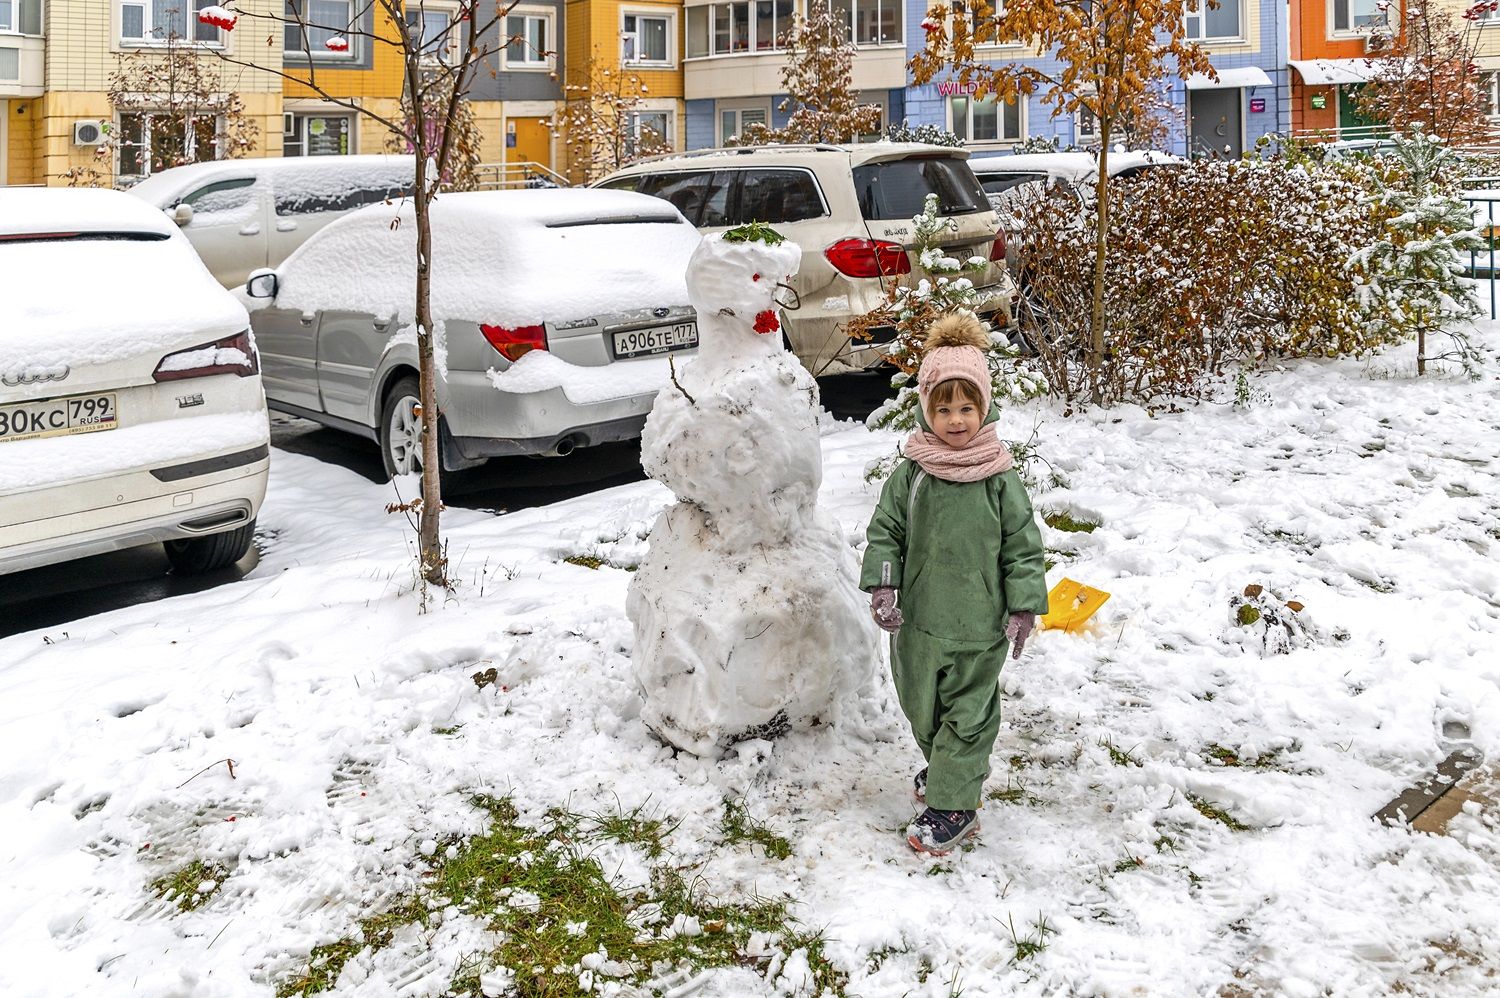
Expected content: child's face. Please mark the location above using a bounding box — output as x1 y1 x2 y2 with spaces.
929 398 982 448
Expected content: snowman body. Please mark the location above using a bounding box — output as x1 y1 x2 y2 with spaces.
627 235 875 755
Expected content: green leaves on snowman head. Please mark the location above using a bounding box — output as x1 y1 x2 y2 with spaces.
722 222 787 246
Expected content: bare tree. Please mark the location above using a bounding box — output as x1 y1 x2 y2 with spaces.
912 0 1211 400
211 0 522 590
1355 0 1495 146
737 0 882 145
554 47 669 183
63 15 258 186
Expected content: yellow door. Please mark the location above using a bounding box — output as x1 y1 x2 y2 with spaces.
508 118 552 169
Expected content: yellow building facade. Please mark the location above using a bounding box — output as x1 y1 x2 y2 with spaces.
2 0 633 188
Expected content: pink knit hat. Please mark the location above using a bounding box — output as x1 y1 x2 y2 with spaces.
916 313 991 414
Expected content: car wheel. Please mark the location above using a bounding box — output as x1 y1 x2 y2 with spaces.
379 375 424 480
165 518 256 575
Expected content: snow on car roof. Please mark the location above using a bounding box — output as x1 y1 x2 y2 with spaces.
967 150 1184 180
271 189 700 328
127 154 415 207
0 192 247 370
0 187 178 238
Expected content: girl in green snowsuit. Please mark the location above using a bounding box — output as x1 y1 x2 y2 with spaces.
860 314 1049 855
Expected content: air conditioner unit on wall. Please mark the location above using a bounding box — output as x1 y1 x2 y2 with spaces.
72 120 107 146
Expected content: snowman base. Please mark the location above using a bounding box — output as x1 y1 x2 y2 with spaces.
627 501 871 757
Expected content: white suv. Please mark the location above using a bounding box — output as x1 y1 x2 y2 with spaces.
0 189 270 576
596 143 1017 377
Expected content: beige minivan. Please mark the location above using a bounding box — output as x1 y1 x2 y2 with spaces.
127 155 415 288
595 144 1017 377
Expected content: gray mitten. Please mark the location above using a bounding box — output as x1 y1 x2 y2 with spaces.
1007 611 1036 659
870 586 903 633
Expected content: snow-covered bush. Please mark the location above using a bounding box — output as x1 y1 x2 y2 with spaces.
1350 129 1485 375
883 121 962 147
848 194 1045 459
1014 154 1394 405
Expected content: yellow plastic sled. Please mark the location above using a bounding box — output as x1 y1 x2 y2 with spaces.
1040 578 1111 633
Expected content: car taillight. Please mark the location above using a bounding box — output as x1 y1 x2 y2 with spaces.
989 230 1007 262
824 238 912 279
480 323 547 362
153 329 259 382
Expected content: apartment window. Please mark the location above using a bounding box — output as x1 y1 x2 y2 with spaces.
406 3 459 63
284 0 355 59
0 0 42 35
854 0 901 43
1333 0 1386 33
122 0 220 43
118 112 219 178
950 93 1022 142
626 110 673 158
1077 105 1097 142
623 12 672 64
1484 72 1499 118
0 46 16 79
505 11 551 68
754 0 795 50
284 113 351 156
720 105 768 143
1186 0 1240 40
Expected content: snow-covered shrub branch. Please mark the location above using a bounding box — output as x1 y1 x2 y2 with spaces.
1011 155 1403 406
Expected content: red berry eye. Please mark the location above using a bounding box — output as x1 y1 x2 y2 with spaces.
753 273 761 281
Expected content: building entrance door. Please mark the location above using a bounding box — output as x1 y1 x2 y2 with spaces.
1337 85 1386 140
508 117 552 170
1188 88 1243 160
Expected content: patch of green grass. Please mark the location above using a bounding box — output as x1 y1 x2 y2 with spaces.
986 776 1039 806
1185 792 1250 832
1043 511 1100 534
277 897 430 997
926 863 954 877
1100 737 1141 768
1204 743 1242 767
865 944 908 973
587 800 677 860
561 555 639 572
1112 853 1145 874
1153 834 1177 854
721 798 792 861
279 793 844 998
151 859 228 914
433 724 463 736
1006 913 1054 964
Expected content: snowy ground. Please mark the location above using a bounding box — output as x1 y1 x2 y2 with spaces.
3 330 1499 997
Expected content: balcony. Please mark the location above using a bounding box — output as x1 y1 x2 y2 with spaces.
0 35 43 98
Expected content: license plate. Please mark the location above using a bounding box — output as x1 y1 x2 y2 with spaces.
613 322 698 359
0 392 118 444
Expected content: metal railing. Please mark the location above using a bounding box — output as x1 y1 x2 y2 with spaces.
472 161 569 189
1463 189 1500 318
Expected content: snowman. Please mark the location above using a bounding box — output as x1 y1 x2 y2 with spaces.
626 225 877 756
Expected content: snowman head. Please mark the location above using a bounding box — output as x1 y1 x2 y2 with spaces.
685 226 801 354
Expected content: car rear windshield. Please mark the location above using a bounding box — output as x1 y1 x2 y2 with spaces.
0 231 170 244
853 158 989 220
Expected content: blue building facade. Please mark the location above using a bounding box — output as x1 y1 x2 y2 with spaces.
902 0 1292 158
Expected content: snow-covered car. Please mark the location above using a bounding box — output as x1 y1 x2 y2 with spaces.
241 189 701 476
0 188 270 577
593 144 1017 377
127 155 416 289
967 150 1187 207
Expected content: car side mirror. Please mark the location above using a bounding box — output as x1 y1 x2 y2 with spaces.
170 203 194 226
245 269 279 299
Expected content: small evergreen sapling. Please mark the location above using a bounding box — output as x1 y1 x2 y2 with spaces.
1350 130 1485 376
849 195 1045 478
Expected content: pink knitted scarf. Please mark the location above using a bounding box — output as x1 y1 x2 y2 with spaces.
902 422 1014 483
